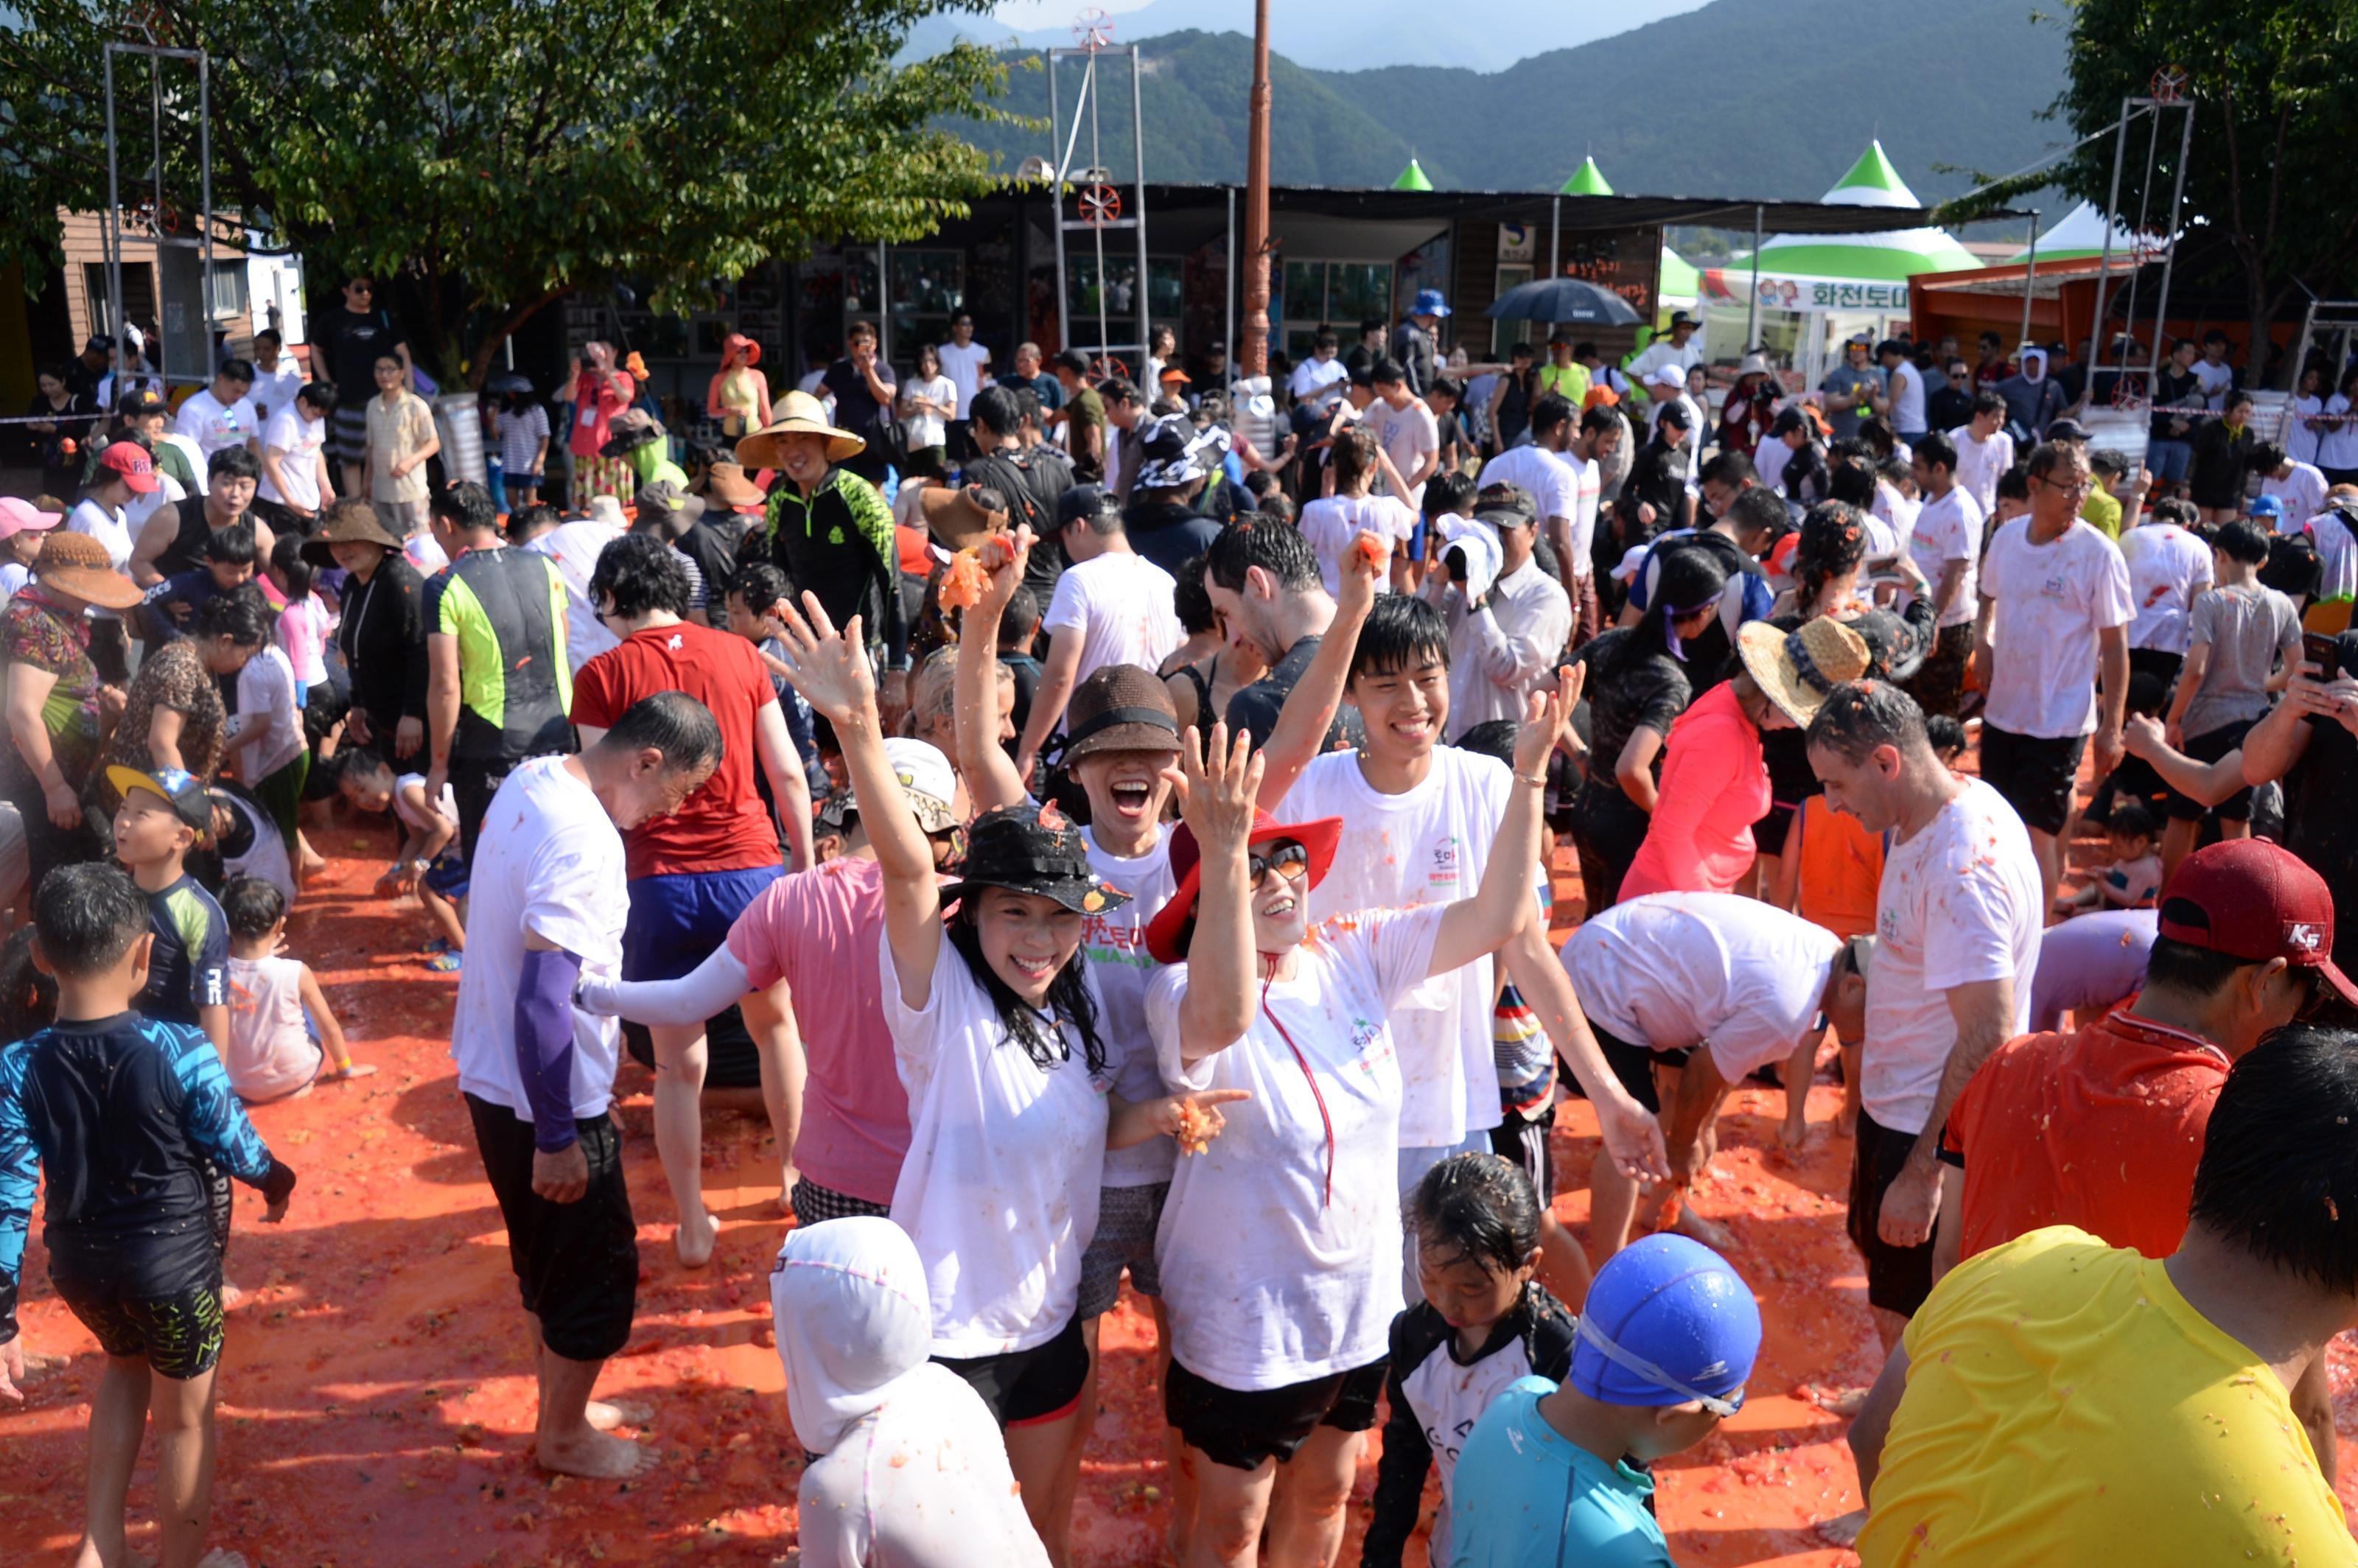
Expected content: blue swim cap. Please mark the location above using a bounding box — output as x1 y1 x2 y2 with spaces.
1571 1233 1762 1411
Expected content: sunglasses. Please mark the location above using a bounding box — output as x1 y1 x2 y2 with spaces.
1249 840 1310 891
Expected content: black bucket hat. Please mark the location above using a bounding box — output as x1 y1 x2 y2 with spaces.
939 802 1131 917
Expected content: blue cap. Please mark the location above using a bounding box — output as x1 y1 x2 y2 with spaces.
1410 287 1452 319
2249 495 2284 517
1571 1234 1760 1412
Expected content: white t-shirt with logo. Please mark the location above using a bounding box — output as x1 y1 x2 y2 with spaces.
936 341 991 418
1947 426 2015 516
1277 747 1532 1147
1908 486 1984 629
1561 892 1843 1082
1864 778 2041 1135
1979 517 2135 738
1040 550 1184 692
881 934 1110 1357
1289 355 1349 413
1298 494 1418 595
1362 398 1441 512
175 388 260 459
1146 904 1446 1390
258 405 328 510
451 757 630 1125
1084 829 1178 1188
2120 522 2216 654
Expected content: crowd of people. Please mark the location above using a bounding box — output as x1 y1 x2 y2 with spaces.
2 287 2358 1568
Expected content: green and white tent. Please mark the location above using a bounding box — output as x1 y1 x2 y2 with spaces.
1658 248 1698 307
1749 141 1979 281
1561 156 1613 197
2006 200 2166 265
1391 157 1435 192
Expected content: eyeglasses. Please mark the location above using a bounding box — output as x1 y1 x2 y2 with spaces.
1249 840 1310 890
2033 474 2094 497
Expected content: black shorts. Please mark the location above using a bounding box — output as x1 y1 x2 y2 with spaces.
2163 718 2259 822
1488 1107 1557 1204
1847 1107 1936 1318
935 1312 1088 1427
1560 1015 1690 1115
466 1093 640 1363
1977 725 2087 837
1166 1354 1388 1471
52 1277 225 1379
1900 622 1973 720
2127 647 2183 688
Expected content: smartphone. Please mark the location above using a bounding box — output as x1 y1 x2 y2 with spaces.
2304 631 2341 678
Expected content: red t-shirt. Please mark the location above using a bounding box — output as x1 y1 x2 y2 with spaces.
569 620 780 878
1942 1009 2226 1264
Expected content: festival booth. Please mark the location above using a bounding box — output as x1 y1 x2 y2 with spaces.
1698 141 1979 381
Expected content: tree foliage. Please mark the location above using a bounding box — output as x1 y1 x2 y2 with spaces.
0 0 1012 382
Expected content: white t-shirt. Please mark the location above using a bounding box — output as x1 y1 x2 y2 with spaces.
1297 493 1418 595
881 934 1110 1357
1568 454 1603 573
2191 357 2236 412
1040 551 1183 693
1561 892 1842 1082
258 405 327 510
1278 747 1530 1146
160 432 209 496
2120 522 2216 654
1864 778 2041 1134
901 373 956 449
223 953 315 1102
175 387 261 459
524 519 625 673
217 785 295 909
935 341 991 417
1147 904 1446 1390
233 644 305 780
2289 394 2326 469
2320 396 2358 472
1888 360 1928 432
1084 829 1178 1188
1290 355 1349 413
451 757 630 1124
0 562 29 610
66 497 135 626
1948 426 2015 516
2259 461 2328 530
1870 483 1915 556
1756 436 1794 497
1477 444 1578 531
2311 509 2358 602
1907 486 1983 629
1979 517 2135 738
393 771 461 837
1362 398 1441 512
248 362 307 424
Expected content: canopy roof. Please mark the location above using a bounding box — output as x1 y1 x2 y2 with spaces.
1751 140 1979 281
1658 248 1698 302
1391 158 1434 192
1561 156 1614 197
2007 200 2169 264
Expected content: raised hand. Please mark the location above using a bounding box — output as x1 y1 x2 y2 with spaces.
975 525 1035 620
772 591 876 727
1513 666 1581 780
1338 528 1386 620
1164 721 1263 854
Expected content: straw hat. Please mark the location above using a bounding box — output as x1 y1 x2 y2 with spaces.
298 503 406 567
735 390 864 469
1737 616 1872 727
33 530 143 610
918 483 1010 553
697 461 765 509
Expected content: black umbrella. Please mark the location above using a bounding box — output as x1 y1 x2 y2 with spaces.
1484 276 1643 326
483 372 533 396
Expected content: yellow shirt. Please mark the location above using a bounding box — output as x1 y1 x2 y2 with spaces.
1537 360 1590 409
1858 1228 2354 1568
2079 486 2123 539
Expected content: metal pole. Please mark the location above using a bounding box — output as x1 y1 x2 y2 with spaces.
2086 100 2137 388
198 50 213 362
1225 184 1236 365
104 46 125 365
1088 55 1108 368
1130 46 1150 378
2019 210 2040 355
150 47 166 382
2149 102 2195 387
877 239 889 363
1049 49 1069 352
1550 195 1562 343
1239 0 1272 377
1746 204 1762 351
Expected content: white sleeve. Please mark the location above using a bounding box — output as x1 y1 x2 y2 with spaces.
583 945 753 1026
1041 570 1088 637
1146 964 1218 1093
1360 905 1453 1008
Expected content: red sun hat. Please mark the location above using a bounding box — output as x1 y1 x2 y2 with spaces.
1144 811 1344 965
724 332 762 368
2159 838 2358 1007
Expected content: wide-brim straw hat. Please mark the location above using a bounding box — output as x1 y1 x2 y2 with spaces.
919 483 1010 553
736 390 864 469
1737 615 1872 728
299 505 405 567
33 530 143 609
599 408 665 459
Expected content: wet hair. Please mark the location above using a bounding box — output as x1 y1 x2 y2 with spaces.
598 690 724 777
729 559 791 613
2152 496 2199 528
1453 719 1519 768
431 480 498 536
972 384 1021 438
195 589 270 648
0 926 57 1040
505 503 561 544
1805 679 1929 764
1406 1152 1543 1278
2247 442 2287 475
1826 458 1877 509
2216 519 2273 565
1792 502 1868 609
1172 553 1214 634
1526 392 1575 440
2025 442 2077 483
296 382 337 414
220 874 287 941
1726 486 1790 547
1206 515 1322 595
1923 713 1967 757
32 862 150 978
216 357 255 385
1698 450 1755 490
946 895 1108 1075
204 522 258 568
1257 490 1297 525
591 531 693 621
1350 592 1450 682
2187 1023 2358 1293
1332 425 1379 494
1915 430 1958 472
1423 470 1477 521
208 445 261 484
2089 450 2127 480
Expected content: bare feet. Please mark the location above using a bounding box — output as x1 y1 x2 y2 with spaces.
220 1279 245 1309
538 1429 660 1480
1816 1506 1867 1547
674 1214 718 1269
585 1398 653 1432
1833 1106 1859 1139
1815 1385 1872 1418
1672 1204 1740 1253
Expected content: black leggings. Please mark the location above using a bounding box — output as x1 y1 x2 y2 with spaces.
1568 779 1651 914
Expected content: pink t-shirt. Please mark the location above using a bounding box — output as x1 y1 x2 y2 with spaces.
1620 679 1768 900
276 591 331 687
726 856 909 1205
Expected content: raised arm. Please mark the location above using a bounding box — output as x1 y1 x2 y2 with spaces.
1251 531 1382 810
1502 920 1668 1182
1424 668 1574 978
773 594 942 1008
951 531 1032 813
1169 724 1266 1065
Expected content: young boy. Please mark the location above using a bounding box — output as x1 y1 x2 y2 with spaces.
337 752 469 965
1450 1235 1759 1566
2056 797 2163 915
136 520 258 644
110 766 230 1050
220 874 369 1102
224 603 308 855
996 583 1043 743
0 861 298 1568
1925 713 1970 769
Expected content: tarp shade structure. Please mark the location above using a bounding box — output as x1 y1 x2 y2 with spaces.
2006 200 2169 265
1391 158 1435 192
1658 248 1698 304
1749 141 1979 281
1561 157 1614 197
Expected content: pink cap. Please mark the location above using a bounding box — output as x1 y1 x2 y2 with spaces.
0 497 63 540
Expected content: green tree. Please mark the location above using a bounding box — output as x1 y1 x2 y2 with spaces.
1948 0 2358 383
0 0 1012 385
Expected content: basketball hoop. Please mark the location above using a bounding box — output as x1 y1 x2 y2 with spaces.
1078 184 1122 227
2151 65 2189 103
1073 7 1113 49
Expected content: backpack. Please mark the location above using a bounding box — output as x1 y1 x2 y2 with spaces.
2262 530 2324 601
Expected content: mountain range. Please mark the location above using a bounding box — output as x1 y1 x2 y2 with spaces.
942 0 2073 207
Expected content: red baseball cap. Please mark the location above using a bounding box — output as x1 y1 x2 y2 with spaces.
2159 839 2358 1007
97 441 159 494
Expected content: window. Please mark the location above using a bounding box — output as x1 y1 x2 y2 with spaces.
1491 265 1533 356
1063 256 1181 367
1278 260 1394 362
206 261 248 322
